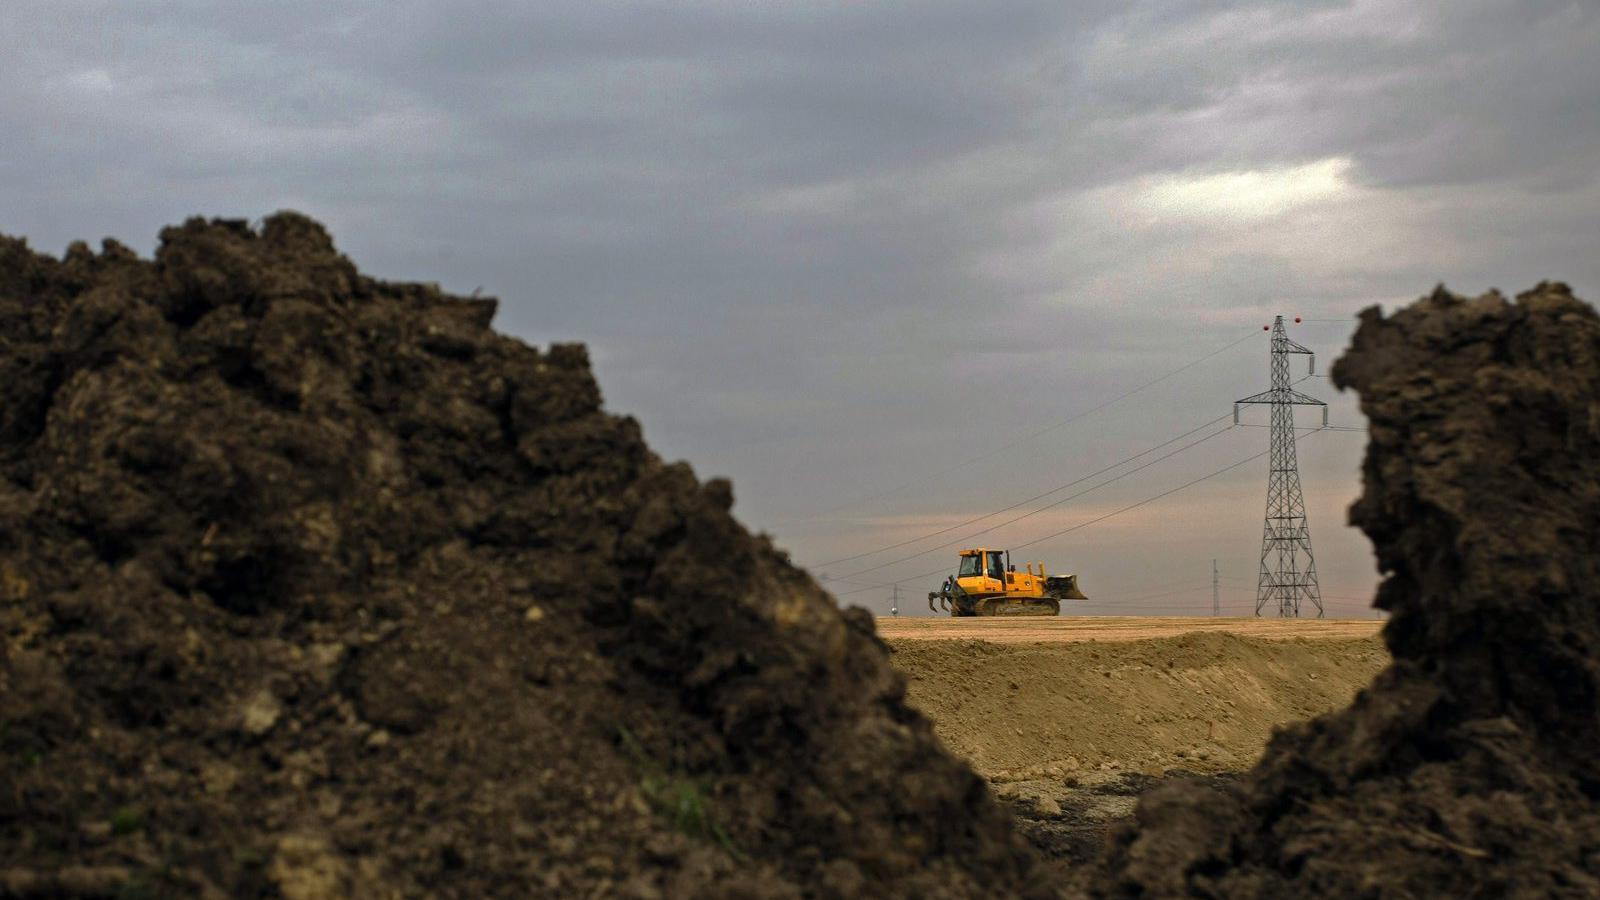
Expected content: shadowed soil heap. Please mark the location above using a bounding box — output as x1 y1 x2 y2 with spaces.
0 215 1047 898
1088 283 1600 897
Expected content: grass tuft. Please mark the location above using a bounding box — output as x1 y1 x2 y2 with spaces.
110 806 143 836
617 726 742 859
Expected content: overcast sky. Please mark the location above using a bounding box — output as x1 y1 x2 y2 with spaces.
6 1 1598 617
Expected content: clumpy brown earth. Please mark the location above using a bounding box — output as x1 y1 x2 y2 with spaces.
0 215 1050 898
998 772 1241 871
889 632 1387 779
4 214 1598 898
1084 283 1600 897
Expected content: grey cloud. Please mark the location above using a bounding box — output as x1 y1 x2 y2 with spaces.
4 0 1597 614
1072 1 1600 189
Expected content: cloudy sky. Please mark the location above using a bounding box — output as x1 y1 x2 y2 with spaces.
7 1 1598 617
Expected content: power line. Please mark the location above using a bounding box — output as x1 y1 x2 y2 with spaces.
829 422 1239 584
1096 583 1215 605
1236 423 1366 432
1009 429 1305 552
1219 586 1371 602
791 327 1262 522
817 373 1316 574
834 425 1332 597
811 413 1232 568
1102 572 1217 594
1079 573 1218 604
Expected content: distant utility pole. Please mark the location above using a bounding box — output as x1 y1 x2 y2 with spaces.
1235 316 1327 619
889 584 900 617
1212 559 1220 617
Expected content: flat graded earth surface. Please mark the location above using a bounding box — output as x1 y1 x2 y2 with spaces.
879 615 1391 867
876 615 1383 644
879 618 1388 779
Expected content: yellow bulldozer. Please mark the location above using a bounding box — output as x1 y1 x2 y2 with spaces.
927 548 1087 616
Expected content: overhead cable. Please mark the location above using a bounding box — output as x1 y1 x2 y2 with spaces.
794 327 1262 521
832 426 1330 597
811 413 1233 568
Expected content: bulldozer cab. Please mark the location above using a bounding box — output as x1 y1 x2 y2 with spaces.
956 550 1005 575
956 549 1009 593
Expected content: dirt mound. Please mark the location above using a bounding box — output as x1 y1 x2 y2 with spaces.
0 215 1048 898
1087 283 1600 897
890 633 1387 779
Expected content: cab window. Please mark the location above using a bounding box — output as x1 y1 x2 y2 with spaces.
957 555 981 577
987 552 1005 579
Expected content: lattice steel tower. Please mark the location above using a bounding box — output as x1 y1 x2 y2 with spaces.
1234 316 1327 618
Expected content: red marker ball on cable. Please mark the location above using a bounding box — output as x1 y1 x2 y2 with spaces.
1263 325 1270 330
1294 316 1302 324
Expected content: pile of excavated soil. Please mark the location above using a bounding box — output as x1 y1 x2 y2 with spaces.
0 215 1049 898
6 216 1595 898
889 633 1387 779
1086 283 1600 897
1001 772 1242 873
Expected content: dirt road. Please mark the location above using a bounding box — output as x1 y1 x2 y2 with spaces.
877 615 1383 644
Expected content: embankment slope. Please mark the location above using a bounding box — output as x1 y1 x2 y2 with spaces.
889 630 1386 779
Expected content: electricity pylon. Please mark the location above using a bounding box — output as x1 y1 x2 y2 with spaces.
1234 316 1326 618
1212 559 1220 616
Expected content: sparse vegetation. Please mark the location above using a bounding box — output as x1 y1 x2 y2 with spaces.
617 726 742 859
109 806 143 837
